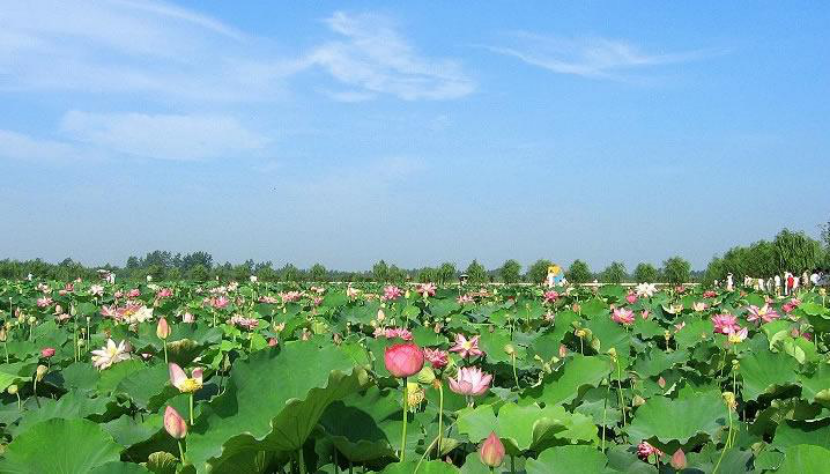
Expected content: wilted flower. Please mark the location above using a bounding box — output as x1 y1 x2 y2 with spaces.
384 343 425 378
636 283 658 298
424 348 449 369
448 366 492 396
449 334 484 358
479 432 505 467
229 315 259 331
611 308 636 325
91 339 131 370
711 314 739 334
406 381 425 408
163 406 187 439
169 363 203 393
746 304 780 324
637 441 664 460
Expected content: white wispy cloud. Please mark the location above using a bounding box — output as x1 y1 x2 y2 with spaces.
308 12 475 101
0 129 90 163
490 32 719 80
60 111 269 161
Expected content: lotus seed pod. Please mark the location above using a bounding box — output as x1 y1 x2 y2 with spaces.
503 344 516 356
35 364 48 381
416 366 436 385
7 384 18 395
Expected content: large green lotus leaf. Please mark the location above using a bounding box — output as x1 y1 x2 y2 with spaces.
61 361 101 393
632 348 688 378
479 330 513 364
103 415 160 448
319 386 402 462
777 444 830 474
626 390 726 444
581 299 609 319
89 462 152 474
11 389 112 436
525 355 611 407
379 460 460 473
0 362 35 392
98 359 146 393
185 342 364 472
674 318 713 349
0 418 122 473
603 446 655 474
116 363 178 410
773 420 830 450
458 452 516 474
739 349 799 401
801 364 830 403
525 446 607 474
585 316 630 355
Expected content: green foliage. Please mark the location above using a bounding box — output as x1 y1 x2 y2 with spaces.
499 259 522 284
465 259 488 284
601 261 627 284
527 259 553 284
662 256 691 284
566 259 592 284
633 262 658 283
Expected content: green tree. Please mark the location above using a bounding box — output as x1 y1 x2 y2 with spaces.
437 262 457 286
465 260 488 284
372 260 389 283
189 264 209 282
566 260 592 284
601 261 627 284
773 229 823 274
527 259 553 284
633 263 658 283
280 264 300 282
662 256 691 285
309 263 329 282
499 259 522 284
417 267 437 283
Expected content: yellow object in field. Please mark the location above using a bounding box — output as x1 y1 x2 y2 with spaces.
547 265 561 276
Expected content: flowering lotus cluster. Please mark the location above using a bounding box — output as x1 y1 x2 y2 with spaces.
611 307 635 325
91 339 131 370
449 334 484 358
746 304 781 324
374 326 413 341
382 285 403 301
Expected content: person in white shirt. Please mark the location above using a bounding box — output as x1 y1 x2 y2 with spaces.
811 272 820 286
774 275 781 295
726 273 734 291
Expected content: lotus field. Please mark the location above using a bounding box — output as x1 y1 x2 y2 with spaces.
1 280 830 474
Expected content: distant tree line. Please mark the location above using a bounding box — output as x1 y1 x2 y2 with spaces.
1 224 827 285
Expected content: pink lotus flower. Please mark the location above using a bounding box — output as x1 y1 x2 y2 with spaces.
259 295 279 304
280 291 302 303
89 285 105 297
382 285 403 301
449 334 485 358
181 312 195 323
479 432 505 468
637 441 664 460
128 288 141 298
746 304 780 324
376 327 413 341
163 406 187 439
457 294 474 304
544 291 559 304
156 318 171 340
156 288 173 299
703 290 717 298
416 283 437 297
782 298 801 314
36 297 53 308
41 347 56 358
674 321 686 332
211 296 229 309
692 301 708 312
346 286 360 300
670 449 687 470
640 310 651 320
268 338 278 347
625 292 638 305
424 348 449 369
611 308 635 325
448 366 492 396
229 315 259 331
711 314 739 334
384 343 425 378
725 325 748 344
169 363 203 393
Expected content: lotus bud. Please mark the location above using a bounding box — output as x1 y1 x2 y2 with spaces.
54 304 63 315
156 318 171 340
559 344 568 358
504 344 516 356
416 366 436 385
163 406 188 439
40 347 56 358
77 339 85 348
7 384 18 395
658 377 666 388
377 309 386 322
479 432 505 467
384 343 425 378
722 391 737 410
670 449 687 470
35 364 48 381
632 395 646 407
0 328 6 342
28 316 37 325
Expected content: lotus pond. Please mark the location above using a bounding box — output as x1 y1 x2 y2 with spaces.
0 280 829 473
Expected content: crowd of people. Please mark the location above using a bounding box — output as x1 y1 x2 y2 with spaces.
720 269 828 295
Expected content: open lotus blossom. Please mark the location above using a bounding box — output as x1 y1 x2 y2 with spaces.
782 298 801 313
416 283 437 297
625 292 638 305
164 406 188 439
374 327 413 341
448 366 492 396
280 291 302 303
449 333 484 358
479 432 506 467
663 304 684 315
423 348 449 369
637 441 664 460
89 285 105 297
156 288 173 299
113 304 153 325
36 297 53 308
91 339 131 370
181 312 195 323
346 286 360 299
128 288 141 298
703 290 717 298
711 314 740 334
692 301 708 312
169 363 203 393
381 285 403 301
229 315 259 331
611 307 635 325
725 325 748 344
457 294 474 304
543 291 559 304
211 296 230 309
384 343 425 378
746 304 780 324
635 283 658 298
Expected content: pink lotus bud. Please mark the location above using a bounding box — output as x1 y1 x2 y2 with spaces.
626 293 638 304
163 406 187 439
558 344 568 358
479 431 505 467
268 338 278 347
670 449 687 470
658 376 666 388
156 318 171 340
384 343 425 378
41 347 56 358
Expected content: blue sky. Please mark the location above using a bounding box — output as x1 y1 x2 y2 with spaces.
1 1 828 272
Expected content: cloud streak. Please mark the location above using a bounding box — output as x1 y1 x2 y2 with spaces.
490 33 720 80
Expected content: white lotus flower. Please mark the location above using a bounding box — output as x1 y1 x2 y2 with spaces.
91 339 131 370
123 306 153 325
635 283 658 298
